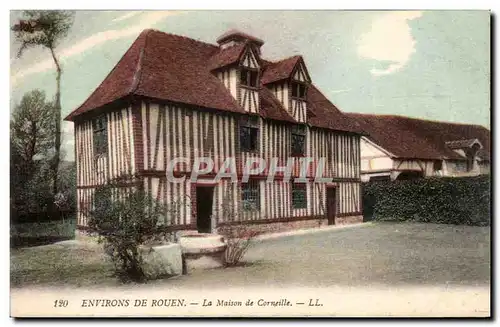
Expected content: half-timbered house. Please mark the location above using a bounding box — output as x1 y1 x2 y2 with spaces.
65 29 365 234
346 113 491 182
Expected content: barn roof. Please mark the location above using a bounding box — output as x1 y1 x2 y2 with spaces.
345 113 491 161
65 29 363 134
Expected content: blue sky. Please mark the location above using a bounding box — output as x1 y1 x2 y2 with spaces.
10 10 490 161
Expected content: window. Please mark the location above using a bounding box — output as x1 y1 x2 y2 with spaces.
92 115 108 156
240 68 258 88
433 160 443 171
291 82 307 99
241 181 260 211
292 183 307 209
291 125 306 156
240 117 259 152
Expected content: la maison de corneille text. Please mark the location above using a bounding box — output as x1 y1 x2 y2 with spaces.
80 298 323 308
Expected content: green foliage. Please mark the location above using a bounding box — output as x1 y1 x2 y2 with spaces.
10 90 63 218
10 90 56 171
11 10 75 55
362 176 491 226
11 219 76 239
12 10 75 196
56 162 77 212
88 181 173 283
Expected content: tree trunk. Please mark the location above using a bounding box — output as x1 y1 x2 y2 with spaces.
50 47 62 197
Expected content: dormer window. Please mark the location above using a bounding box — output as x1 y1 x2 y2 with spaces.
291 81 306 100
240 68 259 88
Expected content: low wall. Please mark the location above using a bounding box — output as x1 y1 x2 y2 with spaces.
75 215 364 239
216 215 362 235
335 215 363 225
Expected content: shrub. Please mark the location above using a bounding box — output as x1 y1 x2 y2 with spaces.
216 197 262 267
362 176 490 226
219 225 260 267
88 183 168 283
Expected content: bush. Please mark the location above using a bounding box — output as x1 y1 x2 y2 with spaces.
88 183 168 283
10 218 76 248
362 176 490 226
219 225 260 267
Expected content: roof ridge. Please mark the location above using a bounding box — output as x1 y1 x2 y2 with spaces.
146 28 219 50
64 29 150 120
266 54 302 65
128 29 150 94
347 112 490 129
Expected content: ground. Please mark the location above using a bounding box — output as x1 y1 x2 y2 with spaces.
11 222 490 288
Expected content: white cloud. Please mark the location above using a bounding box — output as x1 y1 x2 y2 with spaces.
111 11 141 23
357 11 423 76
330 88 352 94
11 11 182 86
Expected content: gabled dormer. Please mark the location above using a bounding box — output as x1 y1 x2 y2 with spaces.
261 56 311 123
445 138 483 172
237 45 261 114
210 29 264 114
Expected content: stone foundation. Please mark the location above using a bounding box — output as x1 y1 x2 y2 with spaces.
216 215 363 236
219 218 327 235
75 215 365 240
335 215 364 225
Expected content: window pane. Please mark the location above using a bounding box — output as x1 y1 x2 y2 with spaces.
240 69 248 85
299 85 306 98
250 127 258 151
242 181 260 211
240 124 259 152
291 82 298 97
291 134 305 156
250 71 258 87
240 126 251 151
292 184 307 209
93 116 108 155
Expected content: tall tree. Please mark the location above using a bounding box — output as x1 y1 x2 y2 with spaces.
11 89 56 177
12 10 75 196
11 90 57 216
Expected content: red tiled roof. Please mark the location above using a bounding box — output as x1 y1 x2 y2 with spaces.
346 113 491 160
65 29 363 135
307 86 365 134
259 87 296 123
65 29 148 120
260 56 301 84
66 29 244 120
445 139 481 149
216 29 264 46
208 43 246 70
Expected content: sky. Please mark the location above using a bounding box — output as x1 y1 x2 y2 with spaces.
9 10 490 161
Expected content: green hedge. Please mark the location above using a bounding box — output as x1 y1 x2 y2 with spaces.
362 176 491 226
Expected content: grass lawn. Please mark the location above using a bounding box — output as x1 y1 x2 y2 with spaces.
10 240 118 288
10 222 490 289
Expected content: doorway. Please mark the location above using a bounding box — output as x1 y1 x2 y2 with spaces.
326 187 337 225
196 186 214 233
